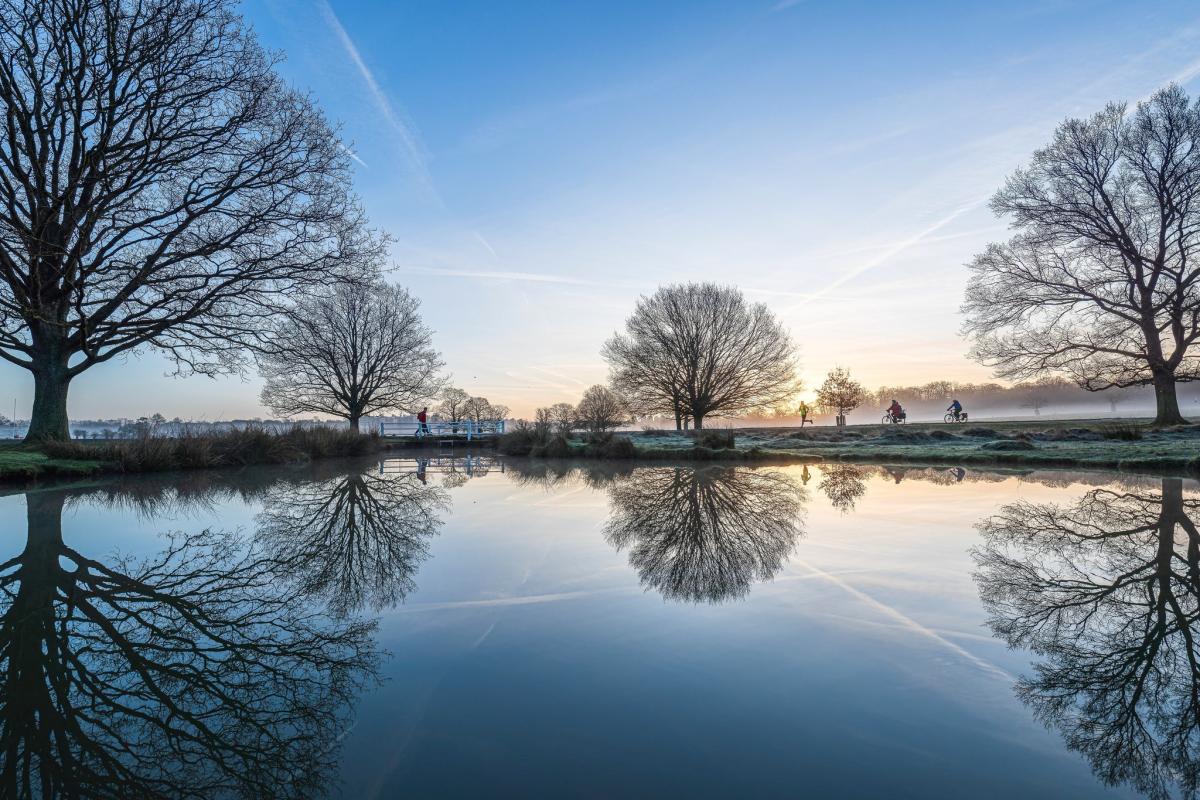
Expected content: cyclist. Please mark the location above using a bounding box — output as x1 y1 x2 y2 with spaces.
886 399 905 423
947 398 963 421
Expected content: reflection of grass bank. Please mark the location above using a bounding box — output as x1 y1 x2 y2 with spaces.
0 427 383 484
500 420 1200 476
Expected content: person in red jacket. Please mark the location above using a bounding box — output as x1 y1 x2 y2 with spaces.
886 399 905 422
416 407 429 436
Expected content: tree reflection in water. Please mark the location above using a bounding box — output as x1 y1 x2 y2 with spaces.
0 487 379 800
818 464 869 513
604 465 805 603
974 478 1200 800
257 471 448 615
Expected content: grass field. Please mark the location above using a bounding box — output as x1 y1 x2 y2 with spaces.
619 417 1200 475
0 444 104 481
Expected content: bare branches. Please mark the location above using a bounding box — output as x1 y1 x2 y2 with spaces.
815 367 867 417
604 466 805 603
972 480 1200 799
964 85 1200 424
0 0 381 439
574 385 631 437
257 282 444 430
0 489 378 799
603 283 798 429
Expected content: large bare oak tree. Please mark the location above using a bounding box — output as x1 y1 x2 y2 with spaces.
603 283 797 429
258 282 443 432
964 85 1200 426
0 0 380 441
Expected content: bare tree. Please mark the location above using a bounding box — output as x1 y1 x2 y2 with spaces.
547 402 576 436
964 85 1200 426
258 283 443 432
436 388 471 428
463 396 507 424
819 464 869 513
604 466 805 603
0 0 381 441
603 283 797 429
0 488 378 798
257 470 447 616
815 367 868 421
575 385 631 437
974 479 1200 799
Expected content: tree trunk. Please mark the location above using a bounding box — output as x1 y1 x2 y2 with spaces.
348 414 361 433
1152 368 1188 427
674 408 682 431
693 414 704 430
26 363 72 442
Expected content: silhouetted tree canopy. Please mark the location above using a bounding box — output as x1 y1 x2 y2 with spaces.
258 282 443 431
574 384 631 437
603 283 797 429
818 464 869 513
815 367 868 418
964 85 1200 426
0 0 382 441
0 489 378 799
257 470 447 615
604 465 805 603
974 479 1200 799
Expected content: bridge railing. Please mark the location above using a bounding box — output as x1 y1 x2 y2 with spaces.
377 419 506 440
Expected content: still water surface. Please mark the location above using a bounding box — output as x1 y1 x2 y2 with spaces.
1 456 1193 798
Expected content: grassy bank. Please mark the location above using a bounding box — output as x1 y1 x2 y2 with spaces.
496 418 1200 476
0 427 382 484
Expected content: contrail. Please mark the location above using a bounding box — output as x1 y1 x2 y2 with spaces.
316 0 437 197
782 198 987 314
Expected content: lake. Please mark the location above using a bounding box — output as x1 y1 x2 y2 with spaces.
2 455 1192 799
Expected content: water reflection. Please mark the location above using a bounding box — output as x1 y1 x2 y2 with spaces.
0 488 379 799
603 466 806 603
257 469 448 615
818 464 869 513
974 478 1200 800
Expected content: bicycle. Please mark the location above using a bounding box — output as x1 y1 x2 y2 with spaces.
943 411 968 423
882 411 906 425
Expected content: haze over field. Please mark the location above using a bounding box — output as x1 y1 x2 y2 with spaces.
3 0 1200 421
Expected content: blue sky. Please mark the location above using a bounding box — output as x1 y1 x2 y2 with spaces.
7 0 1200 420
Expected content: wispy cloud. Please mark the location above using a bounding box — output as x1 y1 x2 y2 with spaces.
316 0 437 198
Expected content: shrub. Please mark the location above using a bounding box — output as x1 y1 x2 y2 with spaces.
981 439 1036 451
32 425 378 473
1100 423 1143 441
694 429 735 449
592 435 637 459
961 427 997 438
640 427 670 437
497 428 539 456
531 434 572 458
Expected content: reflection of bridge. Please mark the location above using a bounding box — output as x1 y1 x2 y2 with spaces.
378 454 504 478
378 420 506 440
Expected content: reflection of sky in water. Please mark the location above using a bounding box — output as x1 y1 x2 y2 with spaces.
2 462 1178 798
